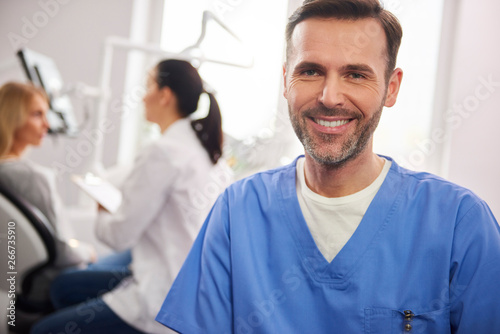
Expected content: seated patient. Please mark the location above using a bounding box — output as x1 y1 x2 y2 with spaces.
31 59 232 334
0 82 95 268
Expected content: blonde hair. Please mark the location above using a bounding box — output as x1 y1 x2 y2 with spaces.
0 82 48 158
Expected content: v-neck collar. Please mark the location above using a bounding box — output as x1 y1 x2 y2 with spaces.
277 155 406 286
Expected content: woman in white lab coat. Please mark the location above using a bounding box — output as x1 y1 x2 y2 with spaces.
31 60 232 334
0 82 95 268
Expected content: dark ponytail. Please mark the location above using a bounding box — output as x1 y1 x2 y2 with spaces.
156 59 223 164
191 92 223 164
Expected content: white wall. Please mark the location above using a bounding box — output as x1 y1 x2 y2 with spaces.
443 0 500 218
1 0 499 221
0 0 168 254
0 0 135 205
2 0 169 212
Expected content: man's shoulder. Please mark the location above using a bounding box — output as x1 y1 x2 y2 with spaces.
392 160 472 191
225 160 296 198
389 158 485 211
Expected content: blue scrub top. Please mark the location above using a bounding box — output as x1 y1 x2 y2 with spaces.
156 157 500 334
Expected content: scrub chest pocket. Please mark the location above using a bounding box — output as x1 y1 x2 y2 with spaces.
364 307 451 334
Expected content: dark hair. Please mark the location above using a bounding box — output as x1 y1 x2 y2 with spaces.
286 0 402 81
156 59 223 164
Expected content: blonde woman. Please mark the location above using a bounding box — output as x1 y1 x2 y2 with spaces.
0 82 94 267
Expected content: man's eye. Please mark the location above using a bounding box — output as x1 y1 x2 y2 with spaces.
303 70 318 76
349 73 365 79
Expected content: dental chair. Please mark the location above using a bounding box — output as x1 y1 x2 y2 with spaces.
0 182 57 333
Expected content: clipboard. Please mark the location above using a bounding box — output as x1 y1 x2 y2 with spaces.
71 173 122 214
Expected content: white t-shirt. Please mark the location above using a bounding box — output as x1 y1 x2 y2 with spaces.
296 157 391 262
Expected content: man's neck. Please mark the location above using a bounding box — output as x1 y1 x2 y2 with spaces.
303 151 385 198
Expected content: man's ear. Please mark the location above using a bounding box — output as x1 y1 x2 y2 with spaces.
384 68 403 108
283 63 288 99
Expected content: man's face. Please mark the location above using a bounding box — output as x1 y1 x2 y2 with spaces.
283 18 401 167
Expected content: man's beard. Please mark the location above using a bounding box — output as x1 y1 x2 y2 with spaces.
289 102 384 168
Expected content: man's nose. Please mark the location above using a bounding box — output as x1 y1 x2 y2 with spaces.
319 76 346 109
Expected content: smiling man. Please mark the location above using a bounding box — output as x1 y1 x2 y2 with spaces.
284 14 402 197
156 1 500 333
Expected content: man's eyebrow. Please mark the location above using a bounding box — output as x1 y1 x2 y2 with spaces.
340 64 376 75
292 62 377 76
293 61 326 72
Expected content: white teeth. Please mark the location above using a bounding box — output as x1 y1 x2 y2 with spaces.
316 119 349 128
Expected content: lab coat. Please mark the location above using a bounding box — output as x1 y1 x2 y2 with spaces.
97 118 232 333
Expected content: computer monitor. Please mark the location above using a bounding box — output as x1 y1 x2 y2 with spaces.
17 48 78 136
